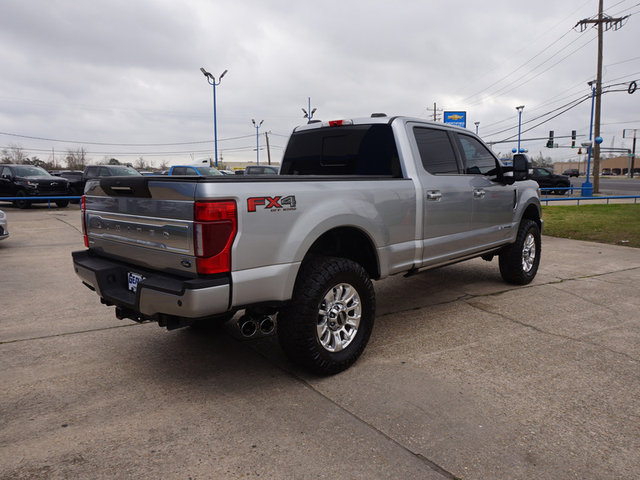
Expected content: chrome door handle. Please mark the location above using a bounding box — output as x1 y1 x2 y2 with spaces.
426 190 442 201
473 189 486 198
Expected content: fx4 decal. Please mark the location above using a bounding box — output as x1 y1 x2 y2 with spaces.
247 195 297 212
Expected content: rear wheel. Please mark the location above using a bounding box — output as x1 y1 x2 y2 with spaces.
499 219 541 285
55 200 69 208
14 190 31 209
278 256 375 375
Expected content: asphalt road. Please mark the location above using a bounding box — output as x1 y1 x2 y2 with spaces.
1 205 639 479
570 176 640 195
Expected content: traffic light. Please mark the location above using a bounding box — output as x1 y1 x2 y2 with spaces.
546 130 554 148
571 130 576 148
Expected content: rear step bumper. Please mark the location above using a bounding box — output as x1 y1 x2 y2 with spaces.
71 250 231 319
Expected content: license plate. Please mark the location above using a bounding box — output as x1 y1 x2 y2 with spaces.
127 272 145 293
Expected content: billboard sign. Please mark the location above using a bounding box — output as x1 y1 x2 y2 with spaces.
443 111 467 128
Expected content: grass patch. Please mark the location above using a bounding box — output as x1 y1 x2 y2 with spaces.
541 204 640 247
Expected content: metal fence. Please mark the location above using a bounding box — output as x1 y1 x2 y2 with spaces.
540 188 640 205
0 195 83 208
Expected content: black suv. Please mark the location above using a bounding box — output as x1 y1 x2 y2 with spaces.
530 167 571 195
562 168 579 177
0 164 70 208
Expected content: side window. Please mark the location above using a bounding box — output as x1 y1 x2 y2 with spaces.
85 167 97 178
456 135 498 175
186 167 197 175
536 168 550 177
413 127 459 174
0 167 7 178
98 167 111 176
172 167 187 175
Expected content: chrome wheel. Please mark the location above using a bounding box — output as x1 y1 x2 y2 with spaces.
522 232 536 272
317 283 361 352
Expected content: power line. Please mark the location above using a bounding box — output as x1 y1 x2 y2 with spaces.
0 131 254 146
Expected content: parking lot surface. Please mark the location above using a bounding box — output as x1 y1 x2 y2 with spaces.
1 205 639 479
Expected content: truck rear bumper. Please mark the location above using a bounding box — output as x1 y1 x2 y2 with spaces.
72 250 231 319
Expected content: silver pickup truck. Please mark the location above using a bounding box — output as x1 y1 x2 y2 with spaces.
72 115 542 375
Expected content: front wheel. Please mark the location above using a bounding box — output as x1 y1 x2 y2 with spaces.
55 200 69 208
278 256 375 375
499 219 541 285
14 190 31 209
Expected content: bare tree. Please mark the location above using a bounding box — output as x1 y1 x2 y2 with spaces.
65 147 88 170
134 156 148 170
157 160 169 171
1 144 28 163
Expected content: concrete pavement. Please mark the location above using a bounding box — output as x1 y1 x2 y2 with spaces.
1 205 639 479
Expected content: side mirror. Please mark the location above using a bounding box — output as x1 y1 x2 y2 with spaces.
513 154 531 181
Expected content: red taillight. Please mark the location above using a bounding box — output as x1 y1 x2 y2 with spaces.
194 200 237 274
81 195 88 247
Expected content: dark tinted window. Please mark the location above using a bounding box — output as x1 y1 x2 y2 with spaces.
456 134 497 175
12 165 52 177
413 127 459 174
280 124 401 177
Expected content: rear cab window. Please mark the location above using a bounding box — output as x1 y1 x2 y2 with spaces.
280 124 402 177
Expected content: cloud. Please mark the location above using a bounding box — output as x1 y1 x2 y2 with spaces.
1 0 638 165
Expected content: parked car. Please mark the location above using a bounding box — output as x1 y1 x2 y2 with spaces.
0 209 8 240
52 170 84 200
562 168 579 177
0 164 70 208
530 167 571 195
84 165 142 181
244 165 279 175
168 165 223 176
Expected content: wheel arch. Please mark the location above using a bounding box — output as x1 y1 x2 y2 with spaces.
521 202 542 231
304 226 380 280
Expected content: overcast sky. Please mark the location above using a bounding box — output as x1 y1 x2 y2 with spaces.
1 0 639 167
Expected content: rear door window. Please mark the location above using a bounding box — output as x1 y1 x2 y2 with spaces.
413 127 460 174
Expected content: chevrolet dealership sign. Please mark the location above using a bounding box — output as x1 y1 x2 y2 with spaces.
443 111 466 128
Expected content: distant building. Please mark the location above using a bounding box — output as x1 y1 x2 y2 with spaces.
553 155 638 176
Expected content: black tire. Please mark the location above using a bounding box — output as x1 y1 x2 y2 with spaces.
278 256 375 376
55 200 69 208
499 219 541 285
14 190 31 209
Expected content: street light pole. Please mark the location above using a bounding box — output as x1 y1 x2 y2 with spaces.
252 119 264 165
200 67 227 168
302 97 317 123
515 106 525 152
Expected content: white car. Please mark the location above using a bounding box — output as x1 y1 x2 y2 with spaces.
0 209 8 240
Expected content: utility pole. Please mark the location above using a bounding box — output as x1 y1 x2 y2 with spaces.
265 131 271 165
575 0 629 193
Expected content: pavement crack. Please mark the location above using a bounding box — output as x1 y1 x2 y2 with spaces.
0 323 141 345
54 216 83 235
247 346 460 479
466 301 639 364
